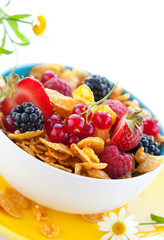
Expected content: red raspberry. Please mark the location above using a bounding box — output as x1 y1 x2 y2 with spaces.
103 99 127 123
143 117 160 136
99 145 133 179
44 77 72 97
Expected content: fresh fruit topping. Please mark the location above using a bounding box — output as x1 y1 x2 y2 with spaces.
143 117 160 137
65 114 85 134
0 74 53 119
42 70 57 84
110 108 144 151
2 115 16 133
11 102 44 133
103 99 127 123
44 115 62 131
95 105 117 125
79 122 95 139
65 134 80 146
92 111 112 130
72 104 92 121
99 145 133 179
44 77 72 97
131 134 160 156
82 75 114 101
47 124 66 143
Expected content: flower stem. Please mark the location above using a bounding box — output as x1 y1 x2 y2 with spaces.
1 17 33 24
139 222 164 225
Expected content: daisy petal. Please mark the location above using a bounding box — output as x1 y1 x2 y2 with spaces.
110 212 118 222
118 208 126 222
101 232 113 240
126 232 139 240
124 215 135 224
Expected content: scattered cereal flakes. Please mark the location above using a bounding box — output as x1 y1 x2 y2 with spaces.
36 153 56 163
48 148 70 160
29 144 43 154
81 212 107 223
76 162 107 170
4 188 30 210
74 164 88 177
111 85 123 99
86 169 110 179
8 130 43 140
47 162 72 173
70 144 91 163
59 68 80 90
82 147 100 163
135 148 146 163
72 85 95 104
93 105 117 125
40 138 74 156
93 128 110 145
71 68 89 85
113 93 130 102
45 89 84 118
29 64 65 81
58 157 80 167
0 188 23 219
36 144 48 151
154 133 164 143
136 152 164 173
32 203 49 221
18 143 36 157
20 137 41 145
77 137 104 154
40 222 59 238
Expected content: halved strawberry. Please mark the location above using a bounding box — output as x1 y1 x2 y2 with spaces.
110 107 144 151
0 74 53 119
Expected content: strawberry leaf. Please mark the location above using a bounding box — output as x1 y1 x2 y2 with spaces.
125 119 134 132
151 214 164 223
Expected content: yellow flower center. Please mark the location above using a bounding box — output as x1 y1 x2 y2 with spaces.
32 15 46 35
112 221 126 235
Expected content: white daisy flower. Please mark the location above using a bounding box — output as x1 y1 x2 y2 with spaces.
98 208 139 240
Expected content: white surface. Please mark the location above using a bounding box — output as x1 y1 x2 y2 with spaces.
0 0 164 239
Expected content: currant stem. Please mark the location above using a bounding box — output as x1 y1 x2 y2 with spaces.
81 81 119 116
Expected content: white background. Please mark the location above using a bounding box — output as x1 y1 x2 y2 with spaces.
0 0 164 239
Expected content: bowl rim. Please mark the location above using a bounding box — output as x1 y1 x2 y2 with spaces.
1 63 164 183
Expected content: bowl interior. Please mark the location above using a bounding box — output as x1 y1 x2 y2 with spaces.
2 63 164 157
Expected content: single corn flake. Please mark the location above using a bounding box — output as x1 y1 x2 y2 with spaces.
71 69 89 85
135 147 146 163
40 138 74 156
40 222 59 238
36 153 56 163
47 162 72 173
8 130 43 140
48 148 70 160
82 147 100 163
70 144 91 163
93 128 110 145
82 212 107 223
77 137 104 154
86 169 110 179
76 162 107 170
72 85 95 104
0 188 23 219
32 203 49 221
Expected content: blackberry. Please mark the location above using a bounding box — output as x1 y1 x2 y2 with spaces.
82 75 114 102
11 102 44 133
131 134 160 156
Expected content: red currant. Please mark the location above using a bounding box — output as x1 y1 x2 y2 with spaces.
65 114 85 134
65 134 80 146
44 115 61 131
92 111 112 130
79 122 95 139
47 124 66 143
2 115 16 133
42 70 57 84
143 117 160 136
72 104 92 121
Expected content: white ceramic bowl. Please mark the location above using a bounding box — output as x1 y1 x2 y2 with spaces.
0 64 164 214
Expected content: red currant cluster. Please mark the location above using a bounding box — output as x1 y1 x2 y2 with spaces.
45 104 113 146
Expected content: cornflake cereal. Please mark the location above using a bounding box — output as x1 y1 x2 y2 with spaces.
32 203 49 221
0 64 164 181
81 212 107 223
40 222 60 238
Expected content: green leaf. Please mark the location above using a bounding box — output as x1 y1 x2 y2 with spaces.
6 19 30 43
0 8 8 18
1 31 6 48
0 47 13 55
10 14 31 19
4 0 11 8
15 41 30 46
151 214 164 223
125 119 134 132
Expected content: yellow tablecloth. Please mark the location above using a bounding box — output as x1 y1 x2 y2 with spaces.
0 167 164 240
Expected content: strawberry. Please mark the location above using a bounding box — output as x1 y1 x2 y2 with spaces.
0 74 53 119
110 107 144 151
